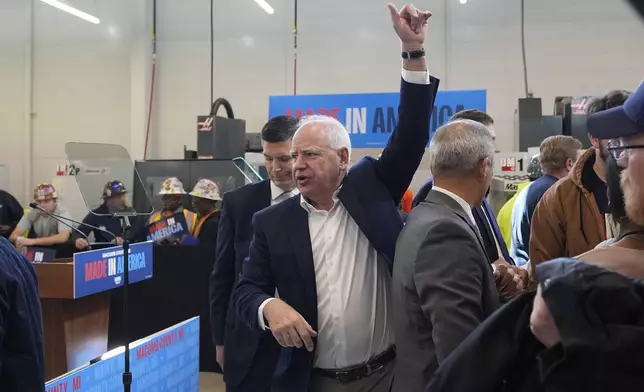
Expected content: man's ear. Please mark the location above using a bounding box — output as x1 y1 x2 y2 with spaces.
479 158 491 179
339 148 350 170
588 133 600 149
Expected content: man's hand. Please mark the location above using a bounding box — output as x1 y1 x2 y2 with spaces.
493 263 524 300
16 237 35 251
215 345 224 371
530 285 561 347
387 3 432 50
0 225 12 234
75 238 89 250
115 237 124 245
263 299 317 352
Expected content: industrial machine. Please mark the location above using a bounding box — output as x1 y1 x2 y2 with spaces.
517 95 593 152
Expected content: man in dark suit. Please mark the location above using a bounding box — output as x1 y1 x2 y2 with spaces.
233 4 437 391
412 109 514 265
391 120 523 391
210 115 299 391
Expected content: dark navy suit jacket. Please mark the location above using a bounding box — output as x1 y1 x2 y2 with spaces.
210 179 282 389
233 77 439 391
412 180 513 264
0 237 45 391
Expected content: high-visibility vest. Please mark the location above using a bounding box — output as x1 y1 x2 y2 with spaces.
149 209 198 236
193 210 218 238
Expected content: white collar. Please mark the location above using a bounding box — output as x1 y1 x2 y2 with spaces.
270 181 299 201
299 186 341 213
432 186 476 226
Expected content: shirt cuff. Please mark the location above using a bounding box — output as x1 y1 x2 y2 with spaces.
257 297 276 330
402 69 430 85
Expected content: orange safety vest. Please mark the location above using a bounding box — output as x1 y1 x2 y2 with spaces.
193 210 218 238
150 209 198 236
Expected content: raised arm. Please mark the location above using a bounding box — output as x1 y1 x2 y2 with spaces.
376 4 439 203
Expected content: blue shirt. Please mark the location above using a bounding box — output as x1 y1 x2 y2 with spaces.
510 175 559 266
0 237 45 391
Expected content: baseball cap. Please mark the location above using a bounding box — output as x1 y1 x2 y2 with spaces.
587 81 644 139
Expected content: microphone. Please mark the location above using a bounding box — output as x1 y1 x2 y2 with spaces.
29 202 95 250
29 203 118 249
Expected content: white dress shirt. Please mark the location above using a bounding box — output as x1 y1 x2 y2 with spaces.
432 186 477 228
270 181 299 205
257 68 430 370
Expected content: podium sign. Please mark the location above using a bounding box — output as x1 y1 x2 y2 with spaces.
73 241 154 299
24 246 56 263
45 317 200 392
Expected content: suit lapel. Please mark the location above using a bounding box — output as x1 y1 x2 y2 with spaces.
284 198 318 311
426 190 491 262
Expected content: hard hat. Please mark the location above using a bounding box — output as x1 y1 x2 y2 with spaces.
102 180 127 199
158 177 186 195
34 183 57 201
527 154 543 181
189 179 222 201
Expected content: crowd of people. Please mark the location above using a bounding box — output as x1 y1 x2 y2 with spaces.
1 2 643 392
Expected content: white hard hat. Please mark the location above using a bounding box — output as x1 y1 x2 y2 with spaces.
189 179 221 201
158 177 186 195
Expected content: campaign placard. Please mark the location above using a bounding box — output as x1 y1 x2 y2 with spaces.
145 213 188 242
45 316 200 392
23 246 56 263
73 241 153 299
269 89 486 148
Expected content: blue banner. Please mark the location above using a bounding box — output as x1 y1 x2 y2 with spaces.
73 241 154 299
45 317 200 392
269 89 486 148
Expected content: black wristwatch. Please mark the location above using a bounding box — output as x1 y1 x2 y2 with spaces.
402 48 425 59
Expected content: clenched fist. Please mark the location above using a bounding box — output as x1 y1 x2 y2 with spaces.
387 3 432 50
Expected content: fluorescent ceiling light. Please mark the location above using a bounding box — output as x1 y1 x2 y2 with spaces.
40 0 101 24
459 0 467 3
254 0 275 15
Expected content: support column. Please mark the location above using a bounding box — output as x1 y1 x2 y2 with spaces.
129 0 153 161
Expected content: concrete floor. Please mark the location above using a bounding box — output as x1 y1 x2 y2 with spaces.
200 372 226 392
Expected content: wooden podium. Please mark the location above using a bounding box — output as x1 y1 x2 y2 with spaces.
35 259 110 381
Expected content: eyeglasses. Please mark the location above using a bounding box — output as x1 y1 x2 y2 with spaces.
607 139 644 161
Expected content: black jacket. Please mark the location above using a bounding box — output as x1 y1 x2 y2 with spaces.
196 210 220 245
0 190 23 238
427 258 644 392
0 237 45 391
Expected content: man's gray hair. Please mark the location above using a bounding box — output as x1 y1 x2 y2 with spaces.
294 115 352 159
428 119 495 178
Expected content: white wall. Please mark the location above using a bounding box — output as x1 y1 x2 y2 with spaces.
1 0 643 203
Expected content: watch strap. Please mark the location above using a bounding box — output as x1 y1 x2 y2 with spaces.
402 49 426 59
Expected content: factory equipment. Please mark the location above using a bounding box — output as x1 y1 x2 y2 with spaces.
517 96 592 152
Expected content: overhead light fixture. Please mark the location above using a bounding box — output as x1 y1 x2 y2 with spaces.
40 0 101 24
459 0 468 3
254 0 275 15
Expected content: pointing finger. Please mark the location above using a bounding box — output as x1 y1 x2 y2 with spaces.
296 322 315 352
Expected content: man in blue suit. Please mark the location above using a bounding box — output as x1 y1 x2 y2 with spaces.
233 4 438 391
210 115 300 391
412 109 514 265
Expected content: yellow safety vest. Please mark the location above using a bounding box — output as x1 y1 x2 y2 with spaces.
149 209 198 236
